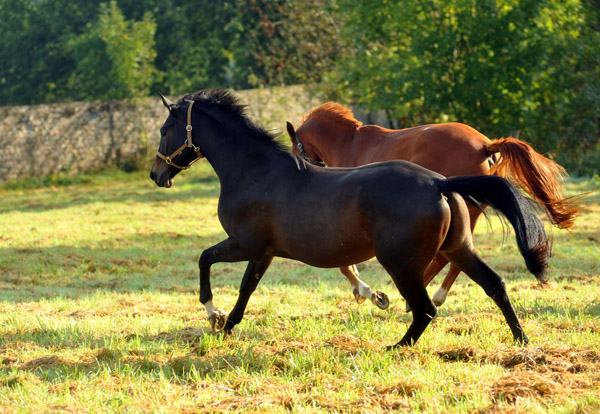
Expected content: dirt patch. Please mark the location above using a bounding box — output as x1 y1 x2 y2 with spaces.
253 339 315 358
436 345 600 372
438 345 599 406
376 380 420 397
19 355 73 371
153 326 208 345
48 381 81 395
545 320 600 333
482 346 600 372
190 390 409 413
0 355 18 366
47 405 89 414
0 372 41 388
490 370 590 403
61 309 111 319
437 346 478 362
556 274 596 284
509 281 552 292
445 322 480 336
325 334 379 354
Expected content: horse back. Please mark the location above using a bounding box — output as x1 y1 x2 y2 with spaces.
353 123 493 177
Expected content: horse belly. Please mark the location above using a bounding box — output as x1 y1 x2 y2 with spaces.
269 209 375 268
274 243 375 269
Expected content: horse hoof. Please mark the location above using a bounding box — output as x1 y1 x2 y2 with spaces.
432 288 448 307
208 310 228 333
352 288 367 304
371 290 390 310
386 341 408 351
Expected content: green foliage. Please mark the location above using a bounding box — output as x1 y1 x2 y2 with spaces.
0 0 100 104
0 0 598 173
323 0 599 174
131 0 343 94
223 0 343 88
0 0 340 99
67 1 160 100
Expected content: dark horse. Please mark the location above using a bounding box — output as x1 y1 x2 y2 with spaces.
150 89 549 347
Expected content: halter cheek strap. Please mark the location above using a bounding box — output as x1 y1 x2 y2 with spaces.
294 132 326 167
156 100 204 170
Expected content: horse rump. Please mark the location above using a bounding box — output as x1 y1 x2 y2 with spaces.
436 175 550 280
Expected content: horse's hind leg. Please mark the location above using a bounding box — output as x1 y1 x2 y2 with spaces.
431 263 459 306
405 254 449 312
429 207 483 306
388 271 437 348
377 257 437 347
444 247 529 344
340 265 390 310
224 255 273 333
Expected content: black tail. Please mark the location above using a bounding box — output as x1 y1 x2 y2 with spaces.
437 175 550 281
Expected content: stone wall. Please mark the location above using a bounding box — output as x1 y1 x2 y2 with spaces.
0 85 318 183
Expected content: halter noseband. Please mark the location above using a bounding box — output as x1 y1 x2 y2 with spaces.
294 133 326 167
156 100 203 170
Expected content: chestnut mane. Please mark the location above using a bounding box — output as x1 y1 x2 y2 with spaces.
301 102 362 131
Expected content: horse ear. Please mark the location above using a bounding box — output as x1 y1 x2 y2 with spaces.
159 93 175 110
286 121 296 144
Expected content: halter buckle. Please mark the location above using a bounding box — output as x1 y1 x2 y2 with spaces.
186 125 192 132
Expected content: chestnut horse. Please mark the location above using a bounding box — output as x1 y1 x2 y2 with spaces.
150 89 550 347
286 102 577 308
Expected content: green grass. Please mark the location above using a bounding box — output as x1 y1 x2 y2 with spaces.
0 164 599 413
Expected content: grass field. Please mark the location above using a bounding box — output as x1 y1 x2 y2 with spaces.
0 163 598 413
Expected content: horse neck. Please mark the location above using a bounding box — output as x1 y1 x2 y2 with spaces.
301 118 358 167
200 116 285 186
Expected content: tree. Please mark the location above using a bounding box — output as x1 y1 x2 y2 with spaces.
66 1 160 101
223 0 343 88
0 0 100 105
125 0 344 95
324 0 599 173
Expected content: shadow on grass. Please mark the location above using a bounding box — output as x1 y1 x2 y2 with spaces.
3 237 593 325
0 233 390 304
2 323 313 382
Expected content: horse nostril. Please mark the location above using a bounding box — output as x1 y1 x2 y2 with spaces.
150 171 156 181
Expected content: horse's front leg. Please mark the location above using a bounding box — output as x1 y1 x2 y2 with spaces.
199 238 250 332
224 255 274 333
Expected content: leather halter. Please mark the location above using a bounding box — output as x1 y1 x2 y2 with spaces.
156 100 203 170
294 132 326 167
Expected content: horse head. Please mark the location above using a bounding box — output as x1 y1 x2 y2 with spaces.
150 93 204 188
286 121 326 167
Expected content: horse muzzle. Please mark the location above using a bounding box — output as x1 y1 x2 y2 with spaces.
150 158 175 188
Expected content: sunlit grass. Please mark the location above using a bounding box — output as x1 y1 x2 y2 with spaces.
0 166 598 413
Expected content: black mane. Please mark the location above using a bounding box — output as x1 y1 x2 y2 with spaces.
182 88 286 152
